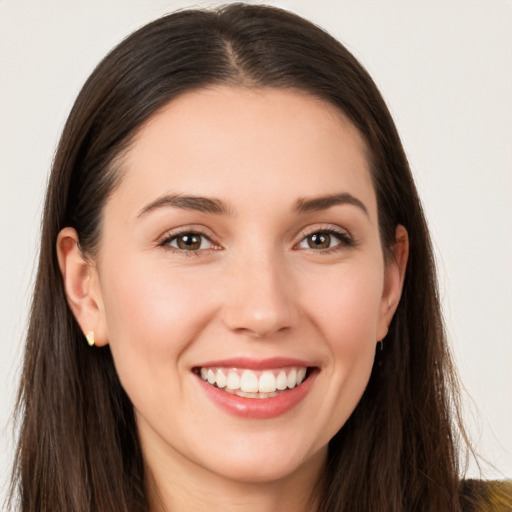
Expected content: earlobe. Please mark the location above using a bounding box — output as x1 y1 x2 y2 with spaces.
377 225 409 340
56 227 108 346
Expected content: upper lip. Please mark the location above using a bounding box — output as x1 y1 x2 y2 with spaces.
194 357 316 370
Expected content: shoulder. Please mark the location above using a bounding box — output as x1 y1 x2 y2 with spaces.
460 479 512 512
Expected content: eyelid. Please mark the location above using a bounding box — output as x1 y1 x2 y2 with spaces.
298 223 351 238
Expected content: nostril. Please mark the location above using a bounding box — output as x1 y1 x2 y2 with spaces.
224 307 297 339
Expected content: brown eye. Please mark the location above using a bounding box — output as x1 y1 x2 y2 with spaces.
164 232 213 251
307 232 332 249
297 229 351 251
177 234 201 250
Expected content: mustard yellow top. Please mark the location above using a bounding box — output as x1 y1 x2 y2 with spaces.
460 480 512 511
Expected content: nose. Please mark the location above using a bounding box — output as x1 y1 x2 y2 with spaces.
221 251 299 338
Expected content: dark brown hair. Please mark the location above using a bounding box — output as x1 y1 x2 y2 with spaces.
9 4 480 511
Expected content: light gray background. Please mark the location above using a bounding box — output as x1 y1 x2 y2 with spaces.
1 0 511 502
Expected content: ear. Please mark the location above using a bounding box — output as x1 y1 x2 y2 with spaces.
56 227 109 346
377 225 409 341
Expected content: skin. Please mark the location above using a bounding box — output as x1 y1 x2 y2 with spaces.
58 87 408 512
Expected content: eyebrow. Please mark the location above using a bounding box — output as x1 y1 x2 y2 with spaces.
137 191 368 218
137 194 230 218
295 192 369 216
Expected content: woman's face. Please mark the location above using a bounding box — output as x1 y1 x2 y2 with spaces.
85 87 405 486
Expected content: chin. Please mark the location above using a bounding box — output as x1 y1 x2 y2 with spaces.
198 437 326 485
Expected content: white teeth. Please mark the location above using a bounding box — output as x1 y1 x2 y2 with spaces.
216 369 227 389
276 370 288 390
287 368 297 389
240 370 259 393
226 371 241 390
198 366 309 396
258 371 276 393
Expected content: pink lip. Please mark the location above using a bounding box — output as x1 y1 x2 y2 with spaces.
196 357 313 370
195 366 318 420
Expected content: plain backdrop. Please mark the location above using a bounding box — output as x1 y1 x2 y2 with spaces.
1 0 511 503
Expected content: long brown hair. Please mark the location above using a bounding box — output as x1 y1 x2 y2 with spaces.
10 4 475 511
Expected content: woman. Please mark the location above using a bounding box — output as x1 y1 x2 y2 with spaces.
8 4 511 512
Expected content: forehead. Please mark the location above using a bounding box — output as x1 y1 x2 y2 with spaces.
109 86 376 220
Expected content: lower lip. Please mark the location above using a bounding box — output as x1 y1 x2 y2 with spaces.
196 370 317 419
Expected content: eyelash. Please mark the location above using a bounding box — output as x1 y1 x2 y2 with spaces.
158 226 354 256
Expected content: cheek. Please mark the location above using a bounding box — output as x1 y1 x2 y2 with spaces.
98 258 215 391
293 261 384 443
300 261 385 349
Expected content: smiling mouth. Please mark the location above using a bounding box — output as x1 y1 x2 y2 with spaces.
193 366 313 399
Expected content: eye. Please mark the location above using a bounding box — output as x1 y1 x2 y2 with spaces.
297 229 351 251
162 231 215 252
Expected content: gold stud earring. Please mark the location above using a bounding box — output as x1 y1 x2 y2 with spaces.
85 331 95 347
